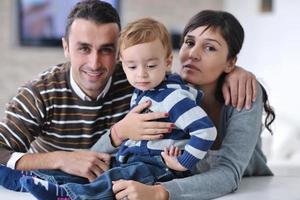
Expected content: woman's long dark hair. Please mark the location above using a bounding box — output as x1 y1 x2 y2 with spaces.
182 10 275 133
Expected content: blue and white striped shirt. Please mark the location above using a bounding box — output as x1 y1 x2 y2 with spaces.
117 73 217 170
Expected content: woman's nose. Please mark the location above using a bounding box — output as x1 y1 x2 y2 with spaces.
189 46 201 61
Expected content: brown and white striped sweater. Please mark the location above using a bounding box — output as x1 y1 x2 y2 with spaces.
0 62 133 165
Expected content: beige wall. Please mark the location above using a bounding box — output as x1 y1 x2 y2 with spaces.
121 0 222 29
0 0 65 117
0 0 222 117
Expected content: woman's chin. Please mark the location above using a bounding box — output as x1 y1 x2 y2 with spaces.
180 69 189 79
180 70 193 80
181 74 199 86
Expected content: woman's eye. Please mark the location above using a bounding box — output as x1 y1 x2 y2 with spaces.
205 46 216 51
184 39 194 47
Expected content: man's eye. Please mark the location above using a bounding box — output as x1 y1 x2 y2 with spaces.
79 47 90 53
101 47 115 54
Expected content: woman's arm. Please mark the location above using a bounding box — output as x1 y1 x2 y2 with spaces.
113 86 265 200
161 86 265 200
223 66 257 111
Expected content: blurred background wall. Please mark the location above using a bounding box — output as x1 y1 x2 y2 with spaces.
0 0 299 167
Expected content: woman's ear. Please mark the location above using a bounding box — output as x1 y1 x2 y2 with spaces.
224 57 237 73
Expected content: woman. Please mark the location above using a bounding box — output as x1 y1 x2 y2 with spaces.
112 10 275 200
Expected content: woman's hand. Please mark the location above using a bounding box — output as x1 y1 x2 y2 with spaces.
112 100 173 146
112 180 169 200
222 66 257 111
161 146 187 171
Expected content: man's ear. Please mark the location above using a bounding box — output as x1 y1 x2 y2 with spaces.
224 57 237 73
62 37 70 59
166 54 173 71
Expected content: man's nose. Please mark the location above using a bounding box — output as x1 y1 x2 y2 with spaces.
90 52 102 70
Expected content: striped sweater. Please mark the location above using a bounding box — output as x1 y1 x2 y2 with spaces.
0 62 133 165
117 74 217 170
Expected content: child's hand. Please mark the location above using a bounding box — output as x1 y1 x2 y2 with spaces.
161 145 187 171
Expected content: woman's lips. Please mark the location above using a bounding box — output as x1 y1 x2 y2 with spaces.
183 64 200 71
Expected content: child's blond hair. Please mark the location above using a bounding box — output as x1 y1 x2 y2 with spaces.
119 18 172 58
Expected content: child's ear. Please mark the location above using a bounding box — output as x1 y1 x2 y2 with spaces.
62 38 70 59
224 57 237 73
166 54 173 70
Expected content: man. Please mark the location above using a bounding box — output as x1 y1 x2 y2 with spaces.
0 0 256 184
0 0 174 183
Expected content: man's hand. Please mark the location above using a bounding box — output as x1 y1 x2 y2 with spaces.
112 100 173 146
56 150 111 182
222 66 257 111
161 146 187 172
16 150 111 182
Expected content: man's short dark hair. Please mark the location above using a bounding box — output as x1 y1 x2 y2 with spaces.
65 0 121 42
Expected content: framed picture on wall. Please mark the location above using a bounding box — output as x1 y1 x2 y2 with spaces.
17 0 120 47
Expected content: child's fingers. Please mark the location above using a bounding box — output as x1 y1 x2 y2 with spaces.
169 145 175 156
161 151 169 164
164 147 169 155
174 146 180 156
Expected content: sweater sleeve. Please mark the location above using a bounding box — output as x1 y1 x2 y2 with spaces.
90 129 119 154
0 84 45 165
161 86 266 200
163 89 217 171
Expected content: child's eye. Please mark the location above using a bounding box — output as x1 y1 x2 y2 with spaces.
147 65 157 68
128 66 136 69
